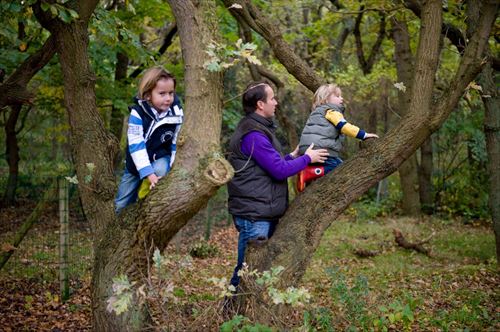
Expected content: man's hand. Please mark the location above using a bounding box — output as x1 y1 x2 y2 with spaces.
305 143 329 163
290 145 300 158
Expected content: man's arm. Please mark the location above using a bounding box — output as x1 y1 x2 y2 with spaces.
241 131 311 180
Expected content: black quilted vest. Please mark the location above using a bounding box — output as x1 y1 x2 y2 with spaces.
227 113 288 221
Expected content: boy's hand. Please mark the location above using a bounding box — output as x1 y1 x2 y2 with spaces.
147 173 162 189
365 133 379 139
290 145 300 158
305 143 329 163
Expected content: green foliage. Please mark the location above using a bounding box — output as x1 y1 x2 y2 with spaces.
220 315 273 332
106 274 135 315
203 39 261 72
189 241 219 259
327 267 372 329
374 296 420 331
303 307 335 332
434 97 489 220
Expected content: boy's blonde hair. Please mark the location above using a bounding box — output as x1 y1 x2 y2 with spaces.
138 66 176 100
311 83 341 110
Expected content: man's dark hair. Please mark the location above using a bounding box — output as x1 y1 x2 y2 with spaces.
242 82 268 114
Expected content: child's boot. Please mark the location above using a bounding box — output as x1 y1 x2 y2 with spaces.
138 178 151 199
297 165 325 192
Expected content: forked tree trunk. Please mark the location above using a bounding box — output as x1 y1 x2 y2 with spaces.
35 0 231 330
241 0 496 322
93 1 231 330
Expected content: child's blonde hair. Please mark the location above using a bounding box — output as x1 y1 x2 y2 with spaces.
138 66 176 100
311 83 341 110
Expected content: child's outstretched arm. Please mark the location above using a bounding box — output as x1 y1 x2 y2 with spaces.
325 110 379 140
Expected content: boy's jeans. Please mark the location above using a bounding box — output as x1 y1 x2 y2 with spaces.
324 156 343 174
230 216 277 287
115 156 171 213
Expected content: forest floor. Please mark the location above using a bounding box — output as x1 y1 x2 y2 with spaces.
0 200 498 331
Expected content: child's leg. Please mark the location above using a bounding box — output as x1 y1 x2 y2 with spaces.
323 156 343 174
137 156 172 200
115 168 141 213
152 155 171 177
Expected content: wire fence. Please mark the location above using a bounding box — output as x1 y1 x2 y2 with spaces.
0 176 92 300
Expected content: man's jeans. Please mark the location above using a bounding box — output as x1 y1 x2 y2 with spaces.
230 216 277 287
115 156 171 213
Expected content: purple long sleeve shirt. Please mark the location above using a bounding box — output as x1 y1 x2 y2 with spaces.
240 131 311 181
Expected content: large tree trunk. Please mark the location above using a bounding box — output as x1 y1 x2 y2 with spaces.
241 0 496 322
91 1 232 330
481 64 499 263
391 16 421 215
36 1 231 330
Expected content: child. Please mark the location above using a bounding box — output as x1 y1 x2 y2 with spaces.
297 83 378 191
115 67 183 213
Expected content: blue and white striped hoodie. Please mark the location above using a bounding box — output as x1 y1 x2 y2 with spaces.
124 96 183 178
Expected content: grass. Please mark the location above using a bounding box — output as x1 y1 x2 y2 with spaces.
1 203 497 331
303 215 498 331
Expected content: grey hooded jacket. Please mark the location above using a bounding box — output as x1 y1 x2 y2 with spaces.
299 103 346 157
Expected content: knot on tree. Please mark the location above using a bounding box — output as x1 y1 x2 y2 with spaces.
203 157 233 185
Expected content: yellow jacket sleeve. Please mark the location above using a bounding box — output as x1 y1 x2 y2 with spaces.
325 110 366 139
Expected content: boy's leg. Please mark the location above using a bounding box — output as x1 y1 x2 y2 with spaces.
115 169 141 213
323 156 343 174
152 156 171 177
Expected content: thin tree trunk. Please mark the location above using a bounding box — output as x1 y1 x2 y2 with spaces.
110 51 128 142
419 136 434 213
0 181 55 270
3 105 22 205
480 63 500 263
391 16 421 215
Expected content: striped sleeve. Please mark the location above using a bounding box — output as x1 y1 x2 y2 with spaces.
325 110 366 140
128 109 153 178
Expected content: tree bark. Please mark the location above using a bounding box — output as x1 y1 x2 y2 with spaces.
418 136 434 213
0 35 56 109
242 0 496 322
391 16 421 215
3 105 22 205
481 64 500 264
91 1 232 330
109 51 128 142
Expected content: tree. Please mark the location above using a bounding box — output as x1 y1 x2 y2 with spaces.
235 0 496 322
0 34 56 204
24 0 496 329
32 0 231 329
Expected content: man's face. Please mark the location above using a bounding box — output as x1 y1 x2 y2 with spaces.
256 85 278 118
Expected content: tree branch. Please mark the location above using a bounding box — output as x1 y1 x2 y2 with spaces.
222 0 324 92
0 35 56 109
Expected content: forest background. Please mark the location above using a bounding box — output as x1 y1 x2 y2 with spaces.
0 0 498 331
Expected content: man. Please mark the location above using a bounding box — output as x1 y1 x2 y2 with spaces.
227 82 328 288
